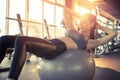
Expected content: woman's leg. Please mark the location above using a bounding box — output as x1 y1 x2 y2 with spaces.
8 36 58 80
0 35 16 64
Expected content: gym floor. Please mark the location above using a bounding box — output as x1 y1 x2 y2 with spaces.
93 52 120 80
0 52 120 80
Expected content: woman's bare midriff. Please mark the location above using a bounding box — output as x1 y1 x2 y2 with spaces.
58 36 78 49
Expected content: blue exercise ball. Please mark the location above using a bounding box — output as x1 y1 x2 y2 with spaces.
37 49 95 80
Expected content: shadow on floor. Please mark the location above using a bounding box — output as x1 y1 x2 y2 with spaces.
93 66 120 80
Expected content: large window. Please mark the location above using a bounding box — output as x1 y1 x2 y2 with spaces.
29 0 42 22
28 0 42 37
9 0 25 35
44 2 54 25
56 0 65 5
3 0 66 38
0 0 6 36
56 6 63 27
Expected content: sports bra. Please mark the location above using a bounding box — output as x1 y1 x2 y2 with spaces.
66 29 87 50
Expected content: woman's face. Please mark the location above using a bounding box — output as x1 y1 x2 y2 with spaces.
79 16 95 37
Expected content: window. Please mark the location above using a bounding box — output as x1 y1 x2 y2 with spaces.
28 0 42 37
4 0 66 38
55 6 63 27
44 2 54 25
47 0 55 3
29 0 42 22
0 0 6 36
56 0 65 5
9 0 25 35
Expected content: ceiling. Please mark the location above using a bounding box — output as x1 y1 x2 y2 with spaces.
93 0 120 21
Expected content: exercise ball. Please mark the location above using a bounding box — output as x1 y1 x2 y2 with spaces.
37 49 95 80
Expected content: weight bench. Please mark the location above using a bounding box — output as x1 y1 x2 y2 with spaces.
0 66 10 72
0 48 14 72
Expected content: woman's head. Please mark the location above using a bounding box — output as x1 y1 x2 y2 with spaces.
78 13 97 37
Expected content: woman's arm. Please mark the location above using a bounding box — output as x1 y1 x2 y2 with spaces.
63 7 80 31
87 23 118 50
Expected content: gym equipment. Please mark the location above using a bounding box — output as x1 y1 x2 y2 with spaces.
37 49 95 80
107 40 120 53
43 19 51 39
0 67 9 72
95 36 119 56
16 13 24 36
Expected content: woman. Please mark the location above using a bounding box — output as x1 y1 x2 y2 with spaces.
1 7 116 80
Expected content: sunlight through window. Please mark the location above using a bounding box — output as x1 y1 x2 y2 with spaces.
0 0 6 36
9 0 25 35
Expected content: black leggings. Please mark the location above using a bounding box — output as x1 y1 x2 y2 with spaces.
0 35 16 63
0 35 66 80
